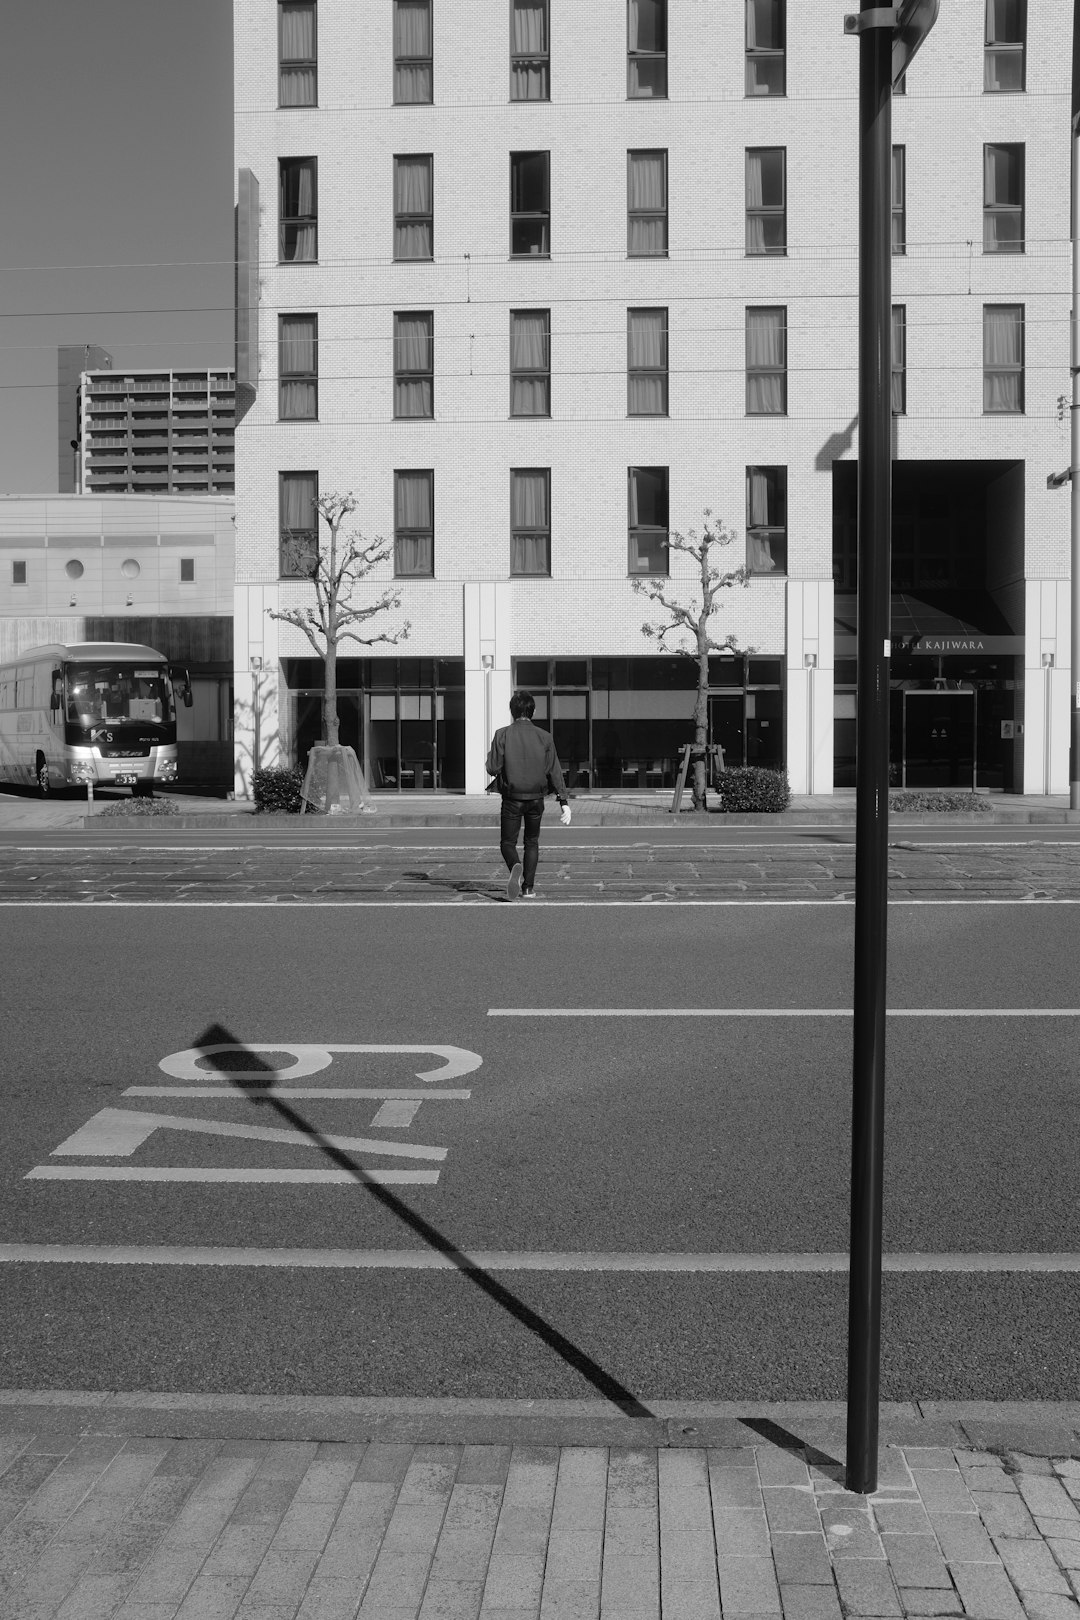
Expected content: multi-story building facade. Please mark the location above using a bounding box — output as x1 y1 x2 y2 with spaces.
233 0 1072 797
58 345 113 494
75 369 236 499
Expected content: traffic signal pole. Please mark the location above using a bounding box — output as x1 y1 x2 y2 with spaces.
846 0 893 1497
1071 6 1080 811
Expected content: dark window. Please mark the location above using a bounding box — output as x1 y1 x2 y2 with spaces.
395 470 434 575
511 0 549 99
12 561 27 585
394 155 433 259
627 308 668 415
746 148 785 255
279 1 316 105
394 0 432 103
628 149 667 256
984 143 1024 252
745 0 784 95
628 0 666 97
892 146 905 254
280 471 319 577
746 466 787 574
511 151 550 256
394 313 434 418
984 305 1023 413
746 307 786 415
180 558 196 583
892 305 906 416
510 310 550 415
985 0 1025 90
628 465 669 574
511 468 551 575
279 158 317 262
279 314 318 419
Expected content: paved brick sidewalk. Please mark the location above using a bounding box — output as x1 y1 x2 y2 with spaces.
1 1424 1079 1619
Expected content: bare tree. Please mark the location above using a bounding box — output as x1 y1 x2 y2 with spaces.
632 509 747 812
267 492 410 749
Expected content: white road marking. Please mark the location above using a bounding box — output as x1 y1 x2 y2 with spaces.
370 1099 422 1127
123 1087 472 1099
488 1007 1080 1017
23 1169 439 1185
3 899 1080 908
44 1107 446 1161
1 1245 1078 1272
159 1043 482 1084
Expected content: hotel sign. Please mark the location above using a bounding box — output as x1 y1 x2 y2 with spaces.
913 636 1021 655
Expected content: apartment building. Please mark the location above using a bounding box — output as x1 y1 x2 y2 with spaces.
75 369 236 498
233 0 1072 796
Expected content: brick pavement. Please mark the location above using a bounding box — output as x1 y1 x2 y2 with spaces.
1 1421 1079 1619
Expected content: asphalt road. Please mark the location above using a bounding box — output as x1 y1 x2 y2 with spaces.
1 884 1079 1408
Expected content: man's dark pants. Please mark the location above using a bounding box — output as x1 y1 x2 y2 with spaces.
500 796 545 889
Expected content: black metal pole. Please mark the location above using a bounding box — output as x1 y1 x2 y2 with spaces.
846 2 893 1496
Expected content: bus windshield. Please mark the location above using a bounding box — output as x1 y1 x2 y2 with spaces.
65 663 175 726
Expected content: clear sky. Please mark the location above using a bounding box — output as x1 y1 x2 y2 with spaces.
0 0 234 493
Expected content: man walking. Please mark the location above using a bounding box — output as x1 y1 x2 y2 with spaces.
487 690 571 900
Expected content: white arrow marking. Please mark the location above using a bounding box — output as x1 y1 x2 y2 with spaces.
158 1044 482 1084
48 1108 446 1161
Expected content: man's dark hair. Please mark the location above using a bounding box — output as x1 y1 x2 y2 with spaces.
509 689 535 719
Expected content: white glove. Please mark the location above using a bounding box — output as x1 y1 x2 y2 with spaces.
560 803 572 826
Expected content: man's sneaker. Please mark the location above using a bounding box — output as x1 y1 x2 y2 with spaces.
506 862 523 901
521 887 536 899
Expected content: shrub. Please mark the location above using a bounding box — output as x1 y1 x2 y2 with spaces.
97 796 180 817
889 790 992 813
252 766 305 814
715 766 791 814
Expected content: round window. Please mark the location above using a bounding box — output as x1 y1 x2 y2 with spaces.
65 559 84 580
120 558 141 579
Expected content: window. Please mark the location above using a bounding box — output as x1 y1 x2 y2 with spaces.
394 0 432 103
892 146 905 254
985 0 1025 91
511 0 548 100
746 0 784 95
628 466 669 574
746 307 786 415
746 148 786 256
627 150 667 256
395 471 434 575
510 310 550 415
394 155 433 260
984 144 1024 252
180 558 196 583
892 306 906 415
279 158 317 262
393 313 434 418
280 471 319 576
279 2 316 104
279 315 318 419
12 561 27 585
511 151 550 256
511 469 551 575
628 0 666 98
746 467 787 574
628 308 668 415
984 305 1023 413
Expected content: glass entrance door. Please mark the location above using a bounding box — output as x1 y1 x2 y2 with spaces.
708 693 745 769
903 690 976 788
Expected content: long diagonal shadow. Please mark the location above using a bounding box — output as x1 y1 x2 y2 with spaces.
194 1024 652 1417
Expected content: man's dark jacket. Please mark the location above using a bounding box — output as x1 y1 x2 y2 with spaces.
486 717 568 803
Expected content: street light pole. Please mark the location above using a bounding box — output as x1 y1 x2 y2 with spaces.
1070 4 1080 811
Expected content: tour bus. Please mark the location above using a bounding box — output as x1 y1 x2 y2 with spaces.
0 642 192 795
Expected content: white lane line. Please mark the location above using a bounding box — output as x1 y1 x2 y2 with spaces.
2 900 1079 909
488 1007 1080 1017
1 1245 1078 1272
122 1087 472 1099
23 1170 439 1185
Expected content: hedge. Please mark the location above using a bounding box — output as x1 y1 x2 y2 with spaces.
97 796 180 817
252 766 305 814
889 790 992 813
715 766 792 814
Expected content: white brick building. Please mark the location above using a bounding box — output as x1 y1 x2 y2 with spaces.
232 0 1072 796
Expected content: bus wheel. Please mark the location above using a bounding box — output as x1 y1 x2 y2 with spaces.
132 782 154 798
35 754 51 797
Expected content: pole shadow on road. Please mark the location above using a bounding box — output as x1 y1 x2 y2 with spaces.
193 1022 652 1417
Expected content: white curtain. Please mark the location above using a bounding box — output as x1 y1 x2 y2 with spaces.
510 312 550 415
511 471 550 573
511 0 548 99
628 152 666 254
280 161 316 261
394 316 433 417
628 309 667 414
746 149 783 254
394 157 433 258
279 3 315 104
983 306 1022 412
746 309 785 414
395 472 434 573
280 316 316 417
281 473 316 532
394 0 432 102
746 467 784 571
